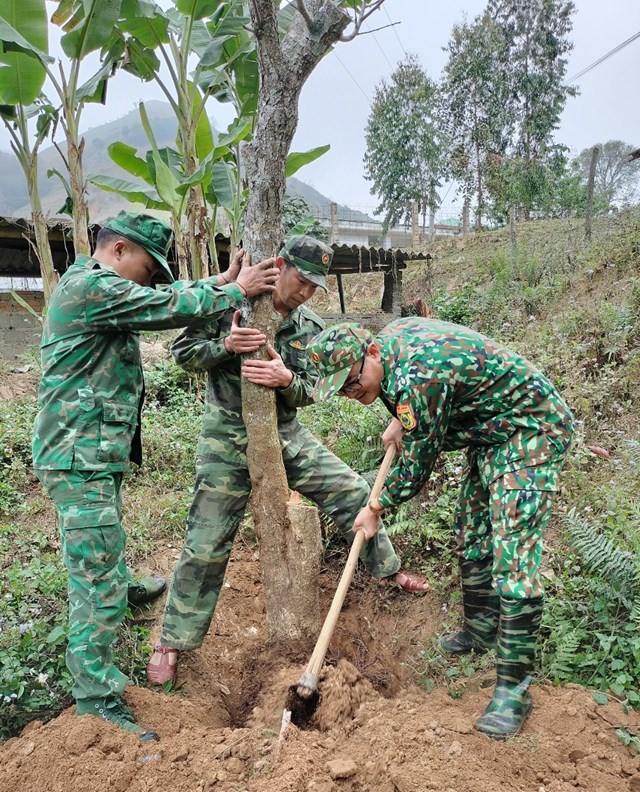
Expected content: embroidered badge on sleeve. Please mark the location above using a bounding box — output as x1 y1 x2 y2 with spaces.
397 402 417 431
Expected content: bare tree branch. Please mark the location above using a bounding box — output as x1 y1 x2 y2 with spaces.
294 0 314 32
248 0 282 65
340 0 388 42
356 21 400 36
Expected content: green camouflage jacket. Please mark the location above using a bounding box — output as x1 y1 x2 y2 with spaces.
376 318 574 508
32 255 244 472
171 306 324 457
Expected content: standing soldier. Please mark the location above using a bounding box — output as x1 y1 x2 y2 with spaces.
32 211 279 739
146 236 429 686
306 317 574 740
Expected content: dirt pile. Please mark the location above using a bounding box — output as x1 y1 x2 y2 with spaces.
2 551 640 792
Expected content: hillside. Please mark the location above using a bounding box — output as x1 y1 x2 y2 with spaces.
0 102 372 223
1 210 639 791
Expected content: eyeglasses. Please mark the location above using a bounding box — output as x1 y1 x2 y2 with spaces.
339 353 366 395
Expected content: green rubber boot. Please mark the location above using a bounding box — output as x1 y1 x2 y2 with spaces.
440 557 499 654
128 575 166 607
76 695 159 741
476 596 543 740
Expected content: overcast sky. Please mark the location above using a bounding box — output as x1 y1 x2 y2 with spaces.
2 0 639 215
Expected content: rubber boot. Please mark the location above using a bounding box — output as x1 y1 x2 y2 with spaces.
128 575 166 607
440 557 500 654
76 695 159 741
476 596 543 740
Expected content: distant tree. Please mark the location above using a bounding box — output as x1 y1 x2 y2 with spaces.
282 195 329 241
363 54 444 237
441 14 511 230
487 0 577 219
574 140 640 209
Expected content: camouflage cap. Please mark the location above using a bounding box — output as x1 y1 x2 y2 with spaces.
104 211 175 283
306 322 373 400
279 234 333 291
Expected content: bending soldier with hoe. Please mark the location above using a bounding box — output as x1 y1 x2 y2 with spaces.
147 236 428 687
305 317 574 740
32 211 279 739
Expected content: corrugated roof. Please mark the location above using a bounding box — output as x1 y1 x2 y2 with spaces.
0 218 431 278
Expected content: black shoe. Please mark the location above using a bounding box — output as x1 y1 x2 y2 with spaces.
128 576 166 607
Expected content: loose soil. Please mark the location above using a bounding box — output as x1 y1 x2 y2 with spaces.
2 542 640 792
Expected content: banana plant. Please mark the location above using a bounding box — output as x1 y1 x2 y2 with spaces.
0 0 58 301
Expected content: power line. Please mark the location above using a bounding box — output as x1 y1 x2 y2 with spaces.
565 30 640 84
383 5 407 57
333 51 371 105
364 21 395 71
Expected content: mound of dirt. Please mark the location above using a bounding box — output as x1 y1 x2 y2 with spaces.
2 547 640 792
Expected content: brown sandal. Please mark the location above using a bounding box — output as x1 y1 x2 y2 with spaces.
147 643 179 685
380 569 430 594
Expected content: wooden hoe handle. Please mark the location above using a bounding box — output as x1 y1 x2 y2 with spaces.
297 444 397 696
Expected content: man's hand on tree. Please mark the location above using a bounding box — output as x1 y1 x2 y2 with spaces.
224 310 266 354
241 345 294 389
235 251 279 297
215 249 244 287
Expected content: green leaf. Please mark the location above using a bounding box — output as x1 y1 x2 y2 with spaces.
9 290 43 321
285 144 330 178
175 0 222 21
207 160 236 212
47 167 72 198
75 58 115 104
592 691 608 705
122 40 160 81
61 0 123 60
139 101 181 210
108 141 152 183
46 624 66 644
217 116 252 149
89 174 167 210
119 0 170 48
0 0 51 105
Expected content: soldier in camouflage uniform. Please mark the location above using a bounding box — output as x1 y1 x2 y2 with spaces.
32 211 279 739
147 236 428 686
306 318 574 740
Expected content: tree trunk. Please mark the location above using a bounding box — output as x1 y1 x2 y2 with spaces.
26 154 58 302
242 0 349 645
585 145 600 242
462 195 470 237
67 133 90 256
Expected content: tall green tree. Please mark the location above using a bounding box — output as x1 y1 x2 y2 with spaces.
487 0 577 219
574 140 640 210
441 14 510 230
363 54 443 237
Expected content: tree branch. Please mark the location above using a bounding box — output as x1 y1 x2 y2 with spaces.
340 0 388 42
294 0 314 32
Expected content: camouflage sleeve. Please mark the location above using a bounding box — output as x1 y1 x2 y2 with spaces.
83 270 243 332
378 383 453 508
170 316 235 373
276 312 324 408
277 368 316 408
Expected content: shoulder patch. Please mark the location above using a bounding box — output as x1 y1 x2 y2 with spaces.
396 403 417 431
289 339 305 350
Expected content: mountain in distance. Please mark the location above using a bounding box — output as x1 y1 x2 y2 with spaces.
0 100 375 224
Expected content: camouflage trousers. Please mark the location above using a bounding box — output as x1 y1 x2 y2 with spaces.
453 441 570 600
35 468 132 701
160 425 401 650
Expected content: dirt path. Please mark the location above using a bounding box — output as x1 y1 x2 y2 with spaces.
2 545 640 792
